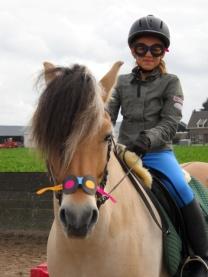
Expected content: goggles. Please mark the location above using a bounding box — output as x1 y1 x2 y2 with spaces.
133 43 168 57
36 175 116 203
63 175 96 195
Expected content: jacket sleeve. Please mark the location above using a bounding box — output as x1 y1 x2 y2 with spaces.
107 81 121 126
144 76 184 149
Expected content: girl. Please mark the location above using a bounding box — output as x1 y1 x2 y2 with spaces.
108 15 208 276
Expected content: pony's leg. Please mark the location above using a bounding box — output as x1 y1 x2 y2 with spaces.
181 198 208 276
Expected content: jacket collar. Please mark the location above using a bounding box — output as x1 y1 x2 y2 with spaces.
130 66 161 83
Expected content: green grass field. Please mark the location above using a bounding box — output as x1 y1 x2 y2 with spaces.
0 146 207 172
174 145 208 163
0 148 46 172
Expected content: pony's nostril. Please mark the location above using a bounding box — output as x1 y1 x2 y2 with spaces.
60 208 67 226
91 209 98 225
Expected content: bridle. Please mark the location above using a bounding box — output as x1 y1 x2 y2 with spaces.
47 134 113 209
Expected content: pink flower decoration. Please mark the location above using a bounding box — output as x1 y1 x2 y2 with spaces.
96 187 116 203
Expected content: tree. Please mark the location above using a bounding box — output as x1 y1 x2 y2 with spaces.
201 98 208 111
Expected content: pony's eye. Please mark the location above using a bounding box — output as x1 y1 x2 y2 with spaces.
104 133 112 142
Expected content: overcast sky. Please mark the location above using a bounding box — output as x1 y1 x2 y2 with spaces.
0 0 207 126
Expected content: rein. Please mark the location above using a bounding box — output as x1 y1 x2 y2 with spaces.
111 138 169 234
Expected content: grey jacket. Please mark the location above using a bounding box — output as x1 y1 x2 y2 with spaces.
108 68 184 152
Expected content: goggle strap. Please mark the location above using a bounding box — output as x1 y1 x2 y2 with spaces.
36 184 63 195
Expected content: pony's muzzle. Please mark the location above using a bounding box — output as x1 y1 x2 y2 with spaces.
59 205 99 237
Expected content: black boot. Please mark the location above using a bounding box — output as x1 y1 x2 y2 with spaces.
181 199 208 276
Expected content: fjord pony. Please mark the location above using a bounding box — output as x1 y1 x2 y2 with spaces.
31 62 168 277
182 162 208 188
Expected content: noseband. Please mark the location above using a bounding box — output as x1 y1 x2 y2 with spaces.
47 135 113 209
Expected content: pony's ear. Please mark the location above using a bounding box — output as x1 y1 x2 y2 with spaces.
99 61 123 102
43 62 56 84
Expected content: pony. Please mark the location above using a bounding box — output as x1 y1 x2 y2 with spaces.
181 162 208 188
31 61 169 277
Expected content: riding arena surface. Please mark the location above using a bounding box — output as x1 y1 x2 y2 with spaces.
0 232 47 277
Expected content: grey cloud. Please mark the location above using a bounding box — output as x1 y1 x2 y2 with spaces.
0 0 208 125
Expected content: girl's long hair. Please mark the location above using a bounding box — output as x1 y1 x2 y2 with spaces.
158 59 167 74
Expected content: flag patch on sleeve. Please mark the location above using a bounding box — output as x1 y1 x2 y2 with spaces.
173 96 183 105
174 102 183 111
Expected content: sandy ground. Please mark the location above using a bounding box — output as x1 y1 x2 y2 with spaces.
0 232 48 277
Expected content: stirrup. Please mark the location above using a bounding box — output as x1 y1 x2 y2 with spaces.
180 255 208 277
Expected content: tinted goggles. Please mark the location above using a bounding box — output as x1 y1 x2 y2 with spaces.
36 176 116 203
133 43 167 57
63 175 97 195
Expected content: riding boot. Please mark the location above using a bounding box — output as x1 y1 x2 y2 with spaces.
181 198 208 276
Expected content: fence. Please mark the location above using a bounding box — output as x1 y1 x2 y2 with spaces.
0 173 53 231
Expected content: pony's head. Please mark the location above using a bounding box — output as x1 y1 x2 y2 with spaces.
32 61 123 237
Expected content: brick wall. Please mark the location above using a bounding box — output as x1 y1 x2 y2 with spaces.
0 173 53 231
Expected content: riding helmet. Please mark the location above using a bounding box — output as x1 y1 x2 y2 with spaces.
128 15 170 48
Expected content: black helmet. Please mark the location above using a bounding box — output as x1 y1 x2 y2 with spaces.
128 15 170 48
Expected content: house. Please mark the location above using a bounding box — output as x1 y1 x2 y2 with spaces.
0 126 25 145
0 125 35 147
23 126 34 147
187 110 208 144
173 121 189 144
177 121 187 132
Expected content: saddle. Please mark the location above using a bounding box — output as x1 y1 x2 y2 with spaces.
116 144 208 277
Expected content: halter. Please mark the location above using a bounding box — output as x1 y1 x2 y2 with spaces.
46 134 113 208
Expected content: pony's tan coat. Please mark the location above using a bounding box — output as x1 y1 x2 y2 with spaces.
181 162 208 188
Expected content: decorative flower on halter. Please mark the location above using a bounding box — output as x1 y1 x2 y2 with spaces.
36 175 116 203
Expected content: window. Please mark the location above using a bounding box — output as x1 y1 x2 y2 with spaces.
196 119 208 128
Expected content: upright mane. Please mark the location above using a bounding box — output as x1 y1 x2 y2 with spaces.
31 64 104 169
